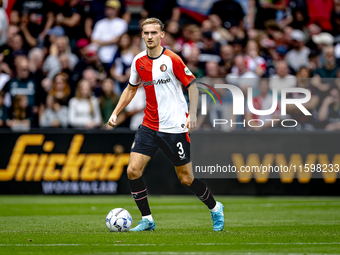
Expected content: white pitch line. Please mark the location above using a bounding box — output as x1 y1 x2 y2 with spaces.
83 252 340 255
0 242 339 247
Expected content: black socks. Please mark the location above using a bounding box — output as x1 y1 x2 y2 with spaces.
187 178 216 209
129 176 151 216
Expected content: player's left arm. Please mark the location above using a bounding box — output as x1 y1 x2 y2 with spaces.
185 82 198 134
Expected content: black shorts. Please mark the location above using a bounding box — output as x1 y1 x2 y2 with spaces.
131 125 191 166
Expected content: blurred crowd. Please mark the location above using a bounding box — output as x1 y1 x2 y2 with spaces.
0 0 340 131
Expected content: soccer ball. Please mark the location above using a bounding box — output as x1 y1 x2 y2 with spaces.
106 208 132 232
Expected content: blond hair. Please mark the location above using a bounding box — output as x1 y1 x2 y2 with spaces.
142 18 164 31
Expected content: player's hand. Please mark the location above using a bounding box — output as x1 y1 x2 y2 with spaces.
108 114 118 128
184 114 197 134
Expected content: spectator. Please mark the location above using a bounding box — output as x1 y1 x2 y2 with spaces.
99 78 123 126
40 95 68 128
269 61 297 90
249 0 286 30
71 44 106 88
199 31 221 72
226 54 258 95
185 46 204 79
0 54 11 107
318 87 340 131
85 0 129 39
6 94 32 130
110 33 135 92
245 78 280 130
55 0 85 49
10 0 54 47
0 0 8 48
92 0 128 71
0 25 20 73
75 38 90 60
181 25 201 59
285 29 310 73
209 0 245 30
219 44 234 77
142 0 180 23
312 46 339 97
0 90 7 127
49 72 71 106
244 40 266 77
28 47 47 118
208 15 232 45
43 36 78 80
58 53 73 79
286 67 319 130
83 68 102 97
285 0 309 30
68 79 102 129
1 56 37 110
43 26 65 56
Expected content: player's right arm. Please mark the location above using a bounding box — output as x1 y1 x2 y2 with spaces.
108 84 139 127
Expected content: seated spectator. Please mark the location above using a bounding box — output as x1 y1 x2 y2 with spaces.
28 47 47 118
226 54 258 95
269 61 297 90
318 88 340 131
6 94 32 130
99 78 124 126
109 33 134 92
43 26 65 57
0 90 7 127
43 36 78 80
285 29 310 73
83 68 103 97
49 72 71 106
185 46 204 79
286 67 319 130
1 56 37 111
198 31 221 72
68 79 102 129
208 15 232 44
219 45 234 76
71 44 106 88
181 25 202 59
40 95 68 128
91 0 128 70
10 0 54 47
312 46 339 99
245 78 280 130
244 40 266 77
0 25 20 73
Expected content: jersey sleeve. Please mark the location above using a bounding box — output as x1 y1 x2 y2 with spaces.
129 57 141 87
171 55 196 88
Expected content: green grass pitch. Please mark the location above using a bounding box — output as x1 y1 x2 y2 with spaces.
0 195 339 255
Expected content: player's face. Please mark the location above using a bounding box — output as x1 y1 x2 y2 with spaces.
142 24 164 49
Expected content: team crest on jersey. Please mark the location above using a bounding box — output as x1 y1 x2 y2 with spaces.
184 66 192 76
160 64 167 72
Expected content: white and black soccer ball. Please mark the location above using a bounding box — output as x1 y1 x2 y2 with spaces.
106 208 132 232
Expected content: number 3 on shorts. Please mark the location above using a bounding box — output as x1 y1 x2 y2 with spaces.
177 142 185 159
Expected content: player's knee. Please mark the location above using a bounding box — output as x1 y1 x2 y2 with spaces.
127 165 142 180
179 175 193 187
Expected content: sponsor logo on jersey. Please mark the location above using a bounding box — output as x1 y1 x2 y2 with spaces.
160 64 167 72
140 66 144 71
142 78 170 86
184 66 192 76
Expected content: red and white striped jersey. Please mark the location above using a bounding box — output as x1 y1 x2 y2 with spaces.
129 48 196 133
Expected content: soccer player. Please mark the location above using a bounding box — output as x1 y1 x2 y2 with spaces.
108 18 224 231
